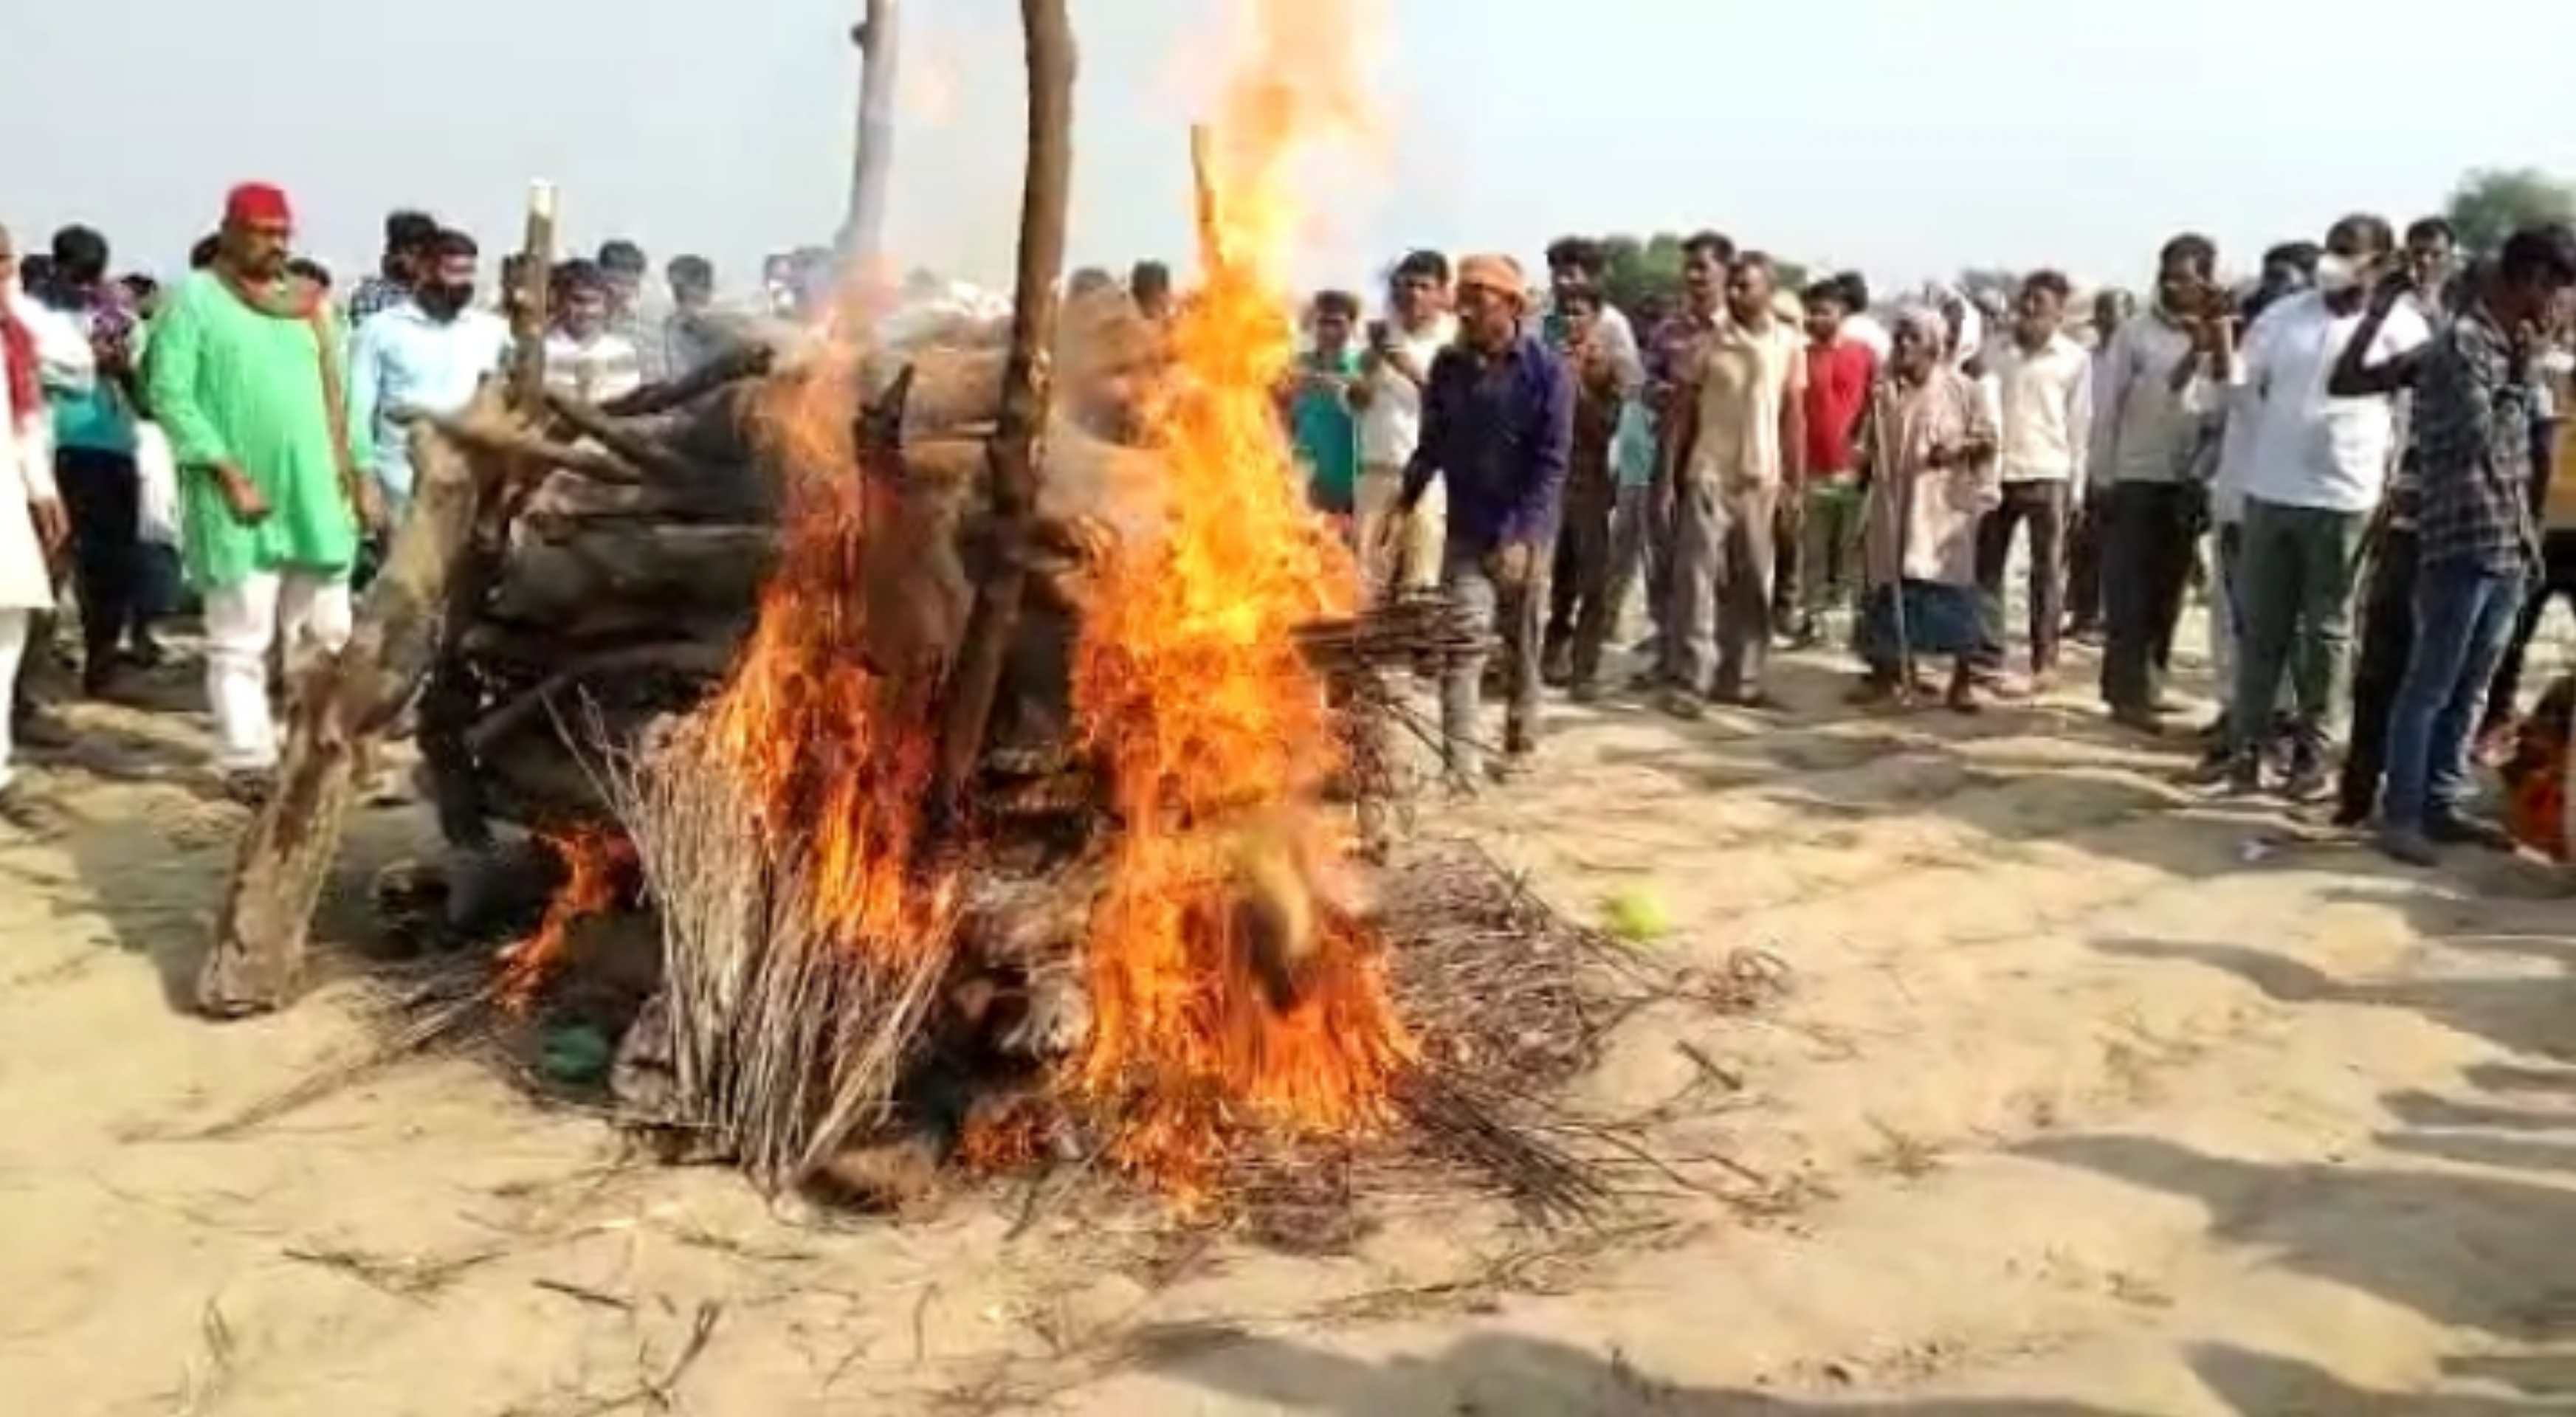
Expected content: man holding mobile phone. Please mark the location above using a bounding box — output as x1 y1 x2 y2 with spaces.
1350 250 1456 601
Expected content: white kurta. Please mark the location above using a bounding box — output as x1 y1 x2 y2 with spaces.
0 359 60 612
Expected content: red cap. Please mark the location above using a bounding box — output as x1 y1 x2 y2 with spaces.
223 183 293 227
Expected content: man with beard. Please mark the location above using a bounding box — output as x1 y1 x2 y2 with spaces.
348 228 509 527
145 183 368 798
32 224 149 697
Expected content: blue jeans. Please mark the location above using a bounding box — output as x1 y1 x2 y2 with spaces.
2380 558 2526 830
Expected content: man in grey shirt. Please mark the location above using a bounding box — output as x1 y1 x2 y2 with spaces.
2089 232 2224 732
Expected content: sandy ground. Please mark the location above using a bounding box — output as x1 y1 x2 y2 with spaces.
1 613 2571 1416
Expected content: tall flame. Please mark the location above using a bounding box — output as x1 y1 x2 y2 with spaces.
1069 0 1411 1197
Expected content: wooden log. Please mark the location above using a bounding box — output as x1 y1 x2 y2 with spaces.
930 0 1075 824
516 461 776 529
196 397 491 1016
485 523 778 625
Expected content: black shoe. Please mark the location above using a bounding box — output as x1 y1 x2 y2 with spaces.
13 707 74 752
2109 703 2166 737
1538 639 1573 688
2427 810 2515 851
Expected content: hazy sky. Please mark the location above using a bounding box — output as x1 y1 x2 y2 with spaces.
6 0 2573 296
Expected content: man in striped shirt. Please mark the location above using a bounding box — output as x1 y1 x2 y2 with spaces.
542 260 644 404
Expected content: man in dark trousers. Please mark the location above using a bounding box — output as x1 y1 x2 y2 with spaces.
2092 235 2225 734
1384 252 1571 792
33 224 148 700
2341 225 2576 863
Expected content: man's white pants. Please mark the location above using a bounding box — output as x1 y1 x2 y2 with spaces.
1355 464 1444 600
204 569 354 771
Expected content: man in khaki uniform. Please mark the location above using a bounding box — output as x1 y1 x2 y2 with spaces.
1659 252 1807 714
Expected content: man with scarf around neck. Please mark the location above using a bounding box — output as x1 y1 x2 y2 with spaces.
145 183 371 799
33 224 154 698
348 227 509 528
2090 233 2225 734
1384 253 1571 791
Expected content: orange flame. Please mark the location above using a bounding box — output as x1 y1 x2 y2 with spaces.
497 827 633 1010
704 361 957 958
522 0 1409 1204
1068 0 1411 1199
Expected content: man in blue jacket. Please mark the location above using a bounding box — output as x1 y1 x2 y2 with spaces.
1385 252 1572 790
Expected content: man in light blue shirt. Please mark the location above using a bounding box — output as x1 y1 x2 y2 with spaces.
348 228 510 523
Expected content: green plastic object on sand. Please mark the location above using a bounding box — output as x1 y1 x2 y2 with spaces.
1599 886 1671 945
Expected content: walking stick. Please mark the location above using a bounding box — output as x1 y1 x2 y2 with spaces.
1866 378 1916 703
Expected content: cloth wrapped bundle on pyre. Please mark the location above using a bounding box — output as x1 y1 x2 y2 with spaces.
196 0 1764 1228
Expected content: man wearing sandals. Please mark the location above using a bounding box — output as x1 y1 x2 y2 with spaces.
145 183 371 801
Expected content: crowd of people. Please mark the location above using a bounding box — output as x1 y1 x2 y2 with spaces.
0 179 2569 872
0 184 823 816
1281 223 2576 866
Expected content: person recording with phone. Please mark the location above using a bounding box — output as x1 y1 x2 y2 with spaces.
1348 250 1456 600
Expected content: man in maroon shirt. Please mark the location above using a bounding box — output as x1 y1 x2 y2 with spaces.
1784 278 1876 645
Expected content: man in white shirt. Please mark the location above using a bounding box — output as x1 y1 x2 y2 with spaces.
2090 233 2225 732
1349 249 1456 599
1661 253 1806 715
541 259 645 404
1971 270 2092 689
2219 215 2431 796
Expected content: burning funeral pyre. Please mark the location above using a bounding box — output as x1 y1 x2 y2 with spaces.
198 0 1775 1227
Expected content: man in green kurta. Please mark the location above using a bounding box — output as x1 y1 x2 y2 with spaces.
144 182 371 789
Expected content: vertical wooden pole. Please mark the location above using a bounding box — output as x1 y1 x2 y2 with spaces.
506 182 557 411
841 0 902 281
929 0 1075 818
